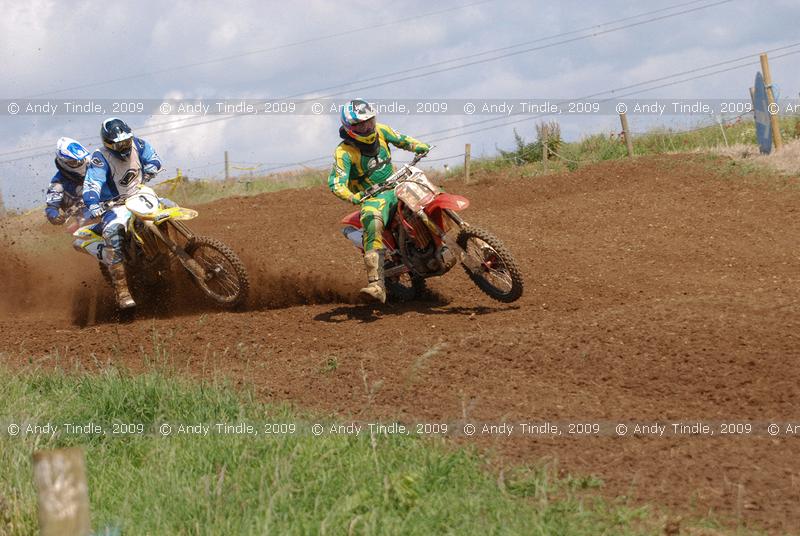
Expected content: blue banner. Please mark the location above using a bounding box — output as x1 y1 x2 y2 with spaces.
754 72 772 155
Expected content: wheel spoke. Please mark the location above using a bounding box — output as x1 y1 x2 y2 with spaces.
456 225 523 303
465 238 513 293
192 246 240 299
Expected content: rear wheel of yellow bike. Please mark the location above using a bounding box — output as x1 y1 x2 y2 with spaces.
185 236 250 308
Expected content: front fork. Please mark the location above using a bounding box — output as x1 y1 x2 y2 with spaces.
425 209 482 274
143 220 208 281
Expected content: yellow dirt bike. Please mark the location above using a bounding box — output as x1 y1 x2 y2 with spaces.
72 186 249 308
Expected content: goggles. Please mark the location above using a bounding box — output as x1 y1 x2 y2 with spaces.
350 117 376 136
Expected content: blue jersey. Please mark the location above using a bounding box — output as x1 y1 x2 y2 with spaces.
83 137 162 207
44 164 85 223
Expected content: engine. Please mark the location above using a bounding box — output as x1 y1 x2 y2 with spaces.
399 211 459 276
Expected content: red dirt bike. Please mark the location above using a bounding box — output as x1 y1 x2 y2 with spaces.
340 152 524 303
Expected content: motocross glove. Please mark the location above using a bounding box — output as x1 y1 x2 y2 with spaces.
85 204 104 220
414 143 431 155
350 192 364 205
143 164 159 182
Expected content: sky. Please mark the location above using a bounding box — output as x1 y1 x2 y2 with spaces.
1 0 799 209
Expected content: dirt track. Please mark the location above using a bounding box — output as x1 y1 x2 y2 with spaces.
2 154 799 533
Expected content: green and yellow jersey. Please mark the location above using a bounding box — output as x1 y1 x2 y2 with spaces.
328 123 429 204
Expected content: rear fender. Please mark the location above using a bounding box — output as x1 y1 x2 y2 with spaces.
340 210 398 251
340 210 362 228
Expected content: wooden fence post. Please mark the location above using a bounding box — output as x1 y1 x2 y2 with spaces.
33 448 91 536
464 144 471 183
619 112 634 157
715 115 729 148
760 53 783 151
224 151 230 181
542 141 548 171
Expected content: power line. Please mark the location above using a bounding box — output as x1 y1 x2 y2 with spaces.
399 153 466 163
582 41 800 100
197 47 800 174
0 115 208 159
312 0 735 99
1 46 791 168
114 0 738 140
22 0 495 99
282 0 725 99
0 0 495 158
415 41 800 139
0 0 731 160
0 115 243 164
612 49 800 100
2 5 785 169
426 49 800 143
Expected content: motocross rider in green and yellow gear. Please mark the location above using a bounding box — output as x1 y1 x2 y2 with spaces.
328 98 430 303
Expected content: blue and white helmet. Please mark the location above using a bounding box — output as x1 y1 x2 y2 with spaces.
55 137 89 174
340 98 377 144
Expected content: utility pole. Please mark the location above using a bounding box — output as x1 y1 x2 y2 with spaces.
760 53 783 151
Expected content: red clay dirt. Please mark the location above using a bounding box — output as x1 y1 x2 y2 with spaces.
2 154 800 533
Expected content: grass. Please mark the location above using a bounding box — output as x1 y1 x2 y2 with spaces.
153 168 326 207
442 115 800 183
0 364 670 536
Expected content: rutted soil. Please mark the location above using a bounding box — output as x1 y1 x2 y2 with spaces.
2 154 800 533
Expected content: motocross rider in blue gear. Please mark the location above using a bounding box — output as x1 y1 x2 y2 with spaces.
45 137 90 225
82 118 164 309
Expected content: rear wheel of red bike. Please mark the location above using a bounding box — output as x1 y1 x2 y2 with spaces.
386 272 427 302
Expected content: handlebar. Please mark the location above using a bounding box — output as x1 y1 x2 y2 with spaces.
73 174 163 225
409 150 429 167
359 149 432 203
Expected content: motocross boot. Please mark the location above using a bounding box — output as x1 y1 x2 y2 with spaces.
109 262 136 309
360 250 386 304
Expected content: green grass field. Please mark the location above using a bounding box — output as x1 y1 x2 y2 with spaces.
0 364 674 536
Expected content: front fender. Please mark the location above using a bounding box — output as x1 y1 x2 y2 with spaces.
424 193 470 214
